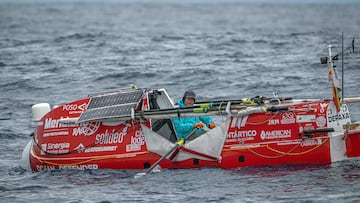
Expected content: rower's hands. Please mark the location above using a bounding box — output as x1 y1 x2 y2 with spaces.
208 123 216 129
194 122 204 129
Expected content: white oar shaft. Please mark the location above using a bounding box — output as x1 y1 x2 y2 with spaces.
343 97 360 103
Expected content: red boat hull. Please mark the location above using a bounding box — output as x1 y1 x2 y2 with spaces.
23 89 359 172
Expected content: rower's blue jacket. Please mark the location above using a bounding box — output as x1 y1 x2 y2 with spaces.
172 99 214 139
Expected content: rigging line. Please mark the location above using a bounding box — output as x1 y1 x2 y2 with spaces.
246 114 279 125
30 147 147 166
266 138 328 156
224 138 328 158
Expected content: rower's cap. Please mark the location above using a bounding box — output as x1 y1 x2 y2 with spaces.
183 90 196 99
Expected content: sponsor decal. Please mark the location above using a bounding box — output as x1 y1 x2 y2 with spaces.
268 119 280 125
277 141 301 146
260 129 291 140
74 143 85 152
44 118 63 129
74 143 118 153
59 164 98 170
126 144 141 152
45 118 98 131
230 116 248 129
43 130 69 137
268 113 295 125
327 112 350 123
281 112 296 124
227 130 257 143
228 130 257 139
36 165 56 171
72 122 101 136
94 124 130 144
95 129 126 144
320 103 329 113
300 138 322 147
126 130 145 152
62 103 87 111
316 116 326 128
296 115 316 123
40 142 70 154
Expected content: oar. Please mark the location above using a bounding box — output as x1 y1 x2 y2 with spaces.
343 97 360 103
194 97 293 105
135 128 198 178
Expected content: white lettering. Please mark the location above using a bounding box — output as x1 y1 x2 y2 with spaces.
300 138 322 147
228 130 257 139
43 131 69 137
328 113 350 123
95 129 126 144
126 144 141 152
47 142 70 150
59 164 98 170
260 129 291 140
268 119 280 125
84 146 117 153
36 165 56 171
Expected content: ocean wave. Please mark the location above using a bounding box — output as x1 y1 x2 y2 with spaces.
151 34 185 42
54 32 107 43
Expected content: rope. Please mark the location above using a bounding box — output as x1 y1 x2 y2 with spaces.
223 138 329 159
30 146 148 166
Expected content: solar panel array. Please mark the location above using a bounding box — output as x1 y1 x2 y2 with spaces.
77 89 143 123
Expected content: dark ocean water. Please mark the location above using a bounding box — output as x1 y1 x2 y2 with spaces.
1 1 360 202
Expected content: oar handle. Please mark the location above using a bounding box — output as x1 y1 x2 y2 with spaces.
343 97 360 103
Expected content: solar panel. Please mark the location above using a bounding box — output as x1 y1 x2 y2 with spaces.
87 89 143 109
77 89 143 123
77 103 137 123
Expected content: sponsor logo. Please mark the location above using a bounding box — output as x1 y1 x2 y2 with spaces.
268 119 280 125
227 130 256 143
260 129 291 140
300 138 322 147
230 116 248 129
95 129 126 144
126 144 141 152
296 115 316 123
44 118 95 130
44 118 63 129
74 143 118 153
40 142 70 154
320 103 329 113
328 112 350 123
316 116 326 128
228 130 257 139
281 112 296 124
62 103 87 111
72 122 101 136
74 143 85 152
126 130 144 152
94 125 130 144
43 130 69 137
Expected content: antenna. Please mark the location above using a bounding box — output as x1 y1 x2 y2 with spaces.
341 33 344 103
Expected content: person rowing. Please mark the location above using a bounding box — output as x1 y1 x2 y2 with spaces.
172 90 216 139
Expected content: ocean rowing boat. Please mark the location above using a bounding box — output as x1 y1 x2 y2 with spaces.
20 41 360 172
